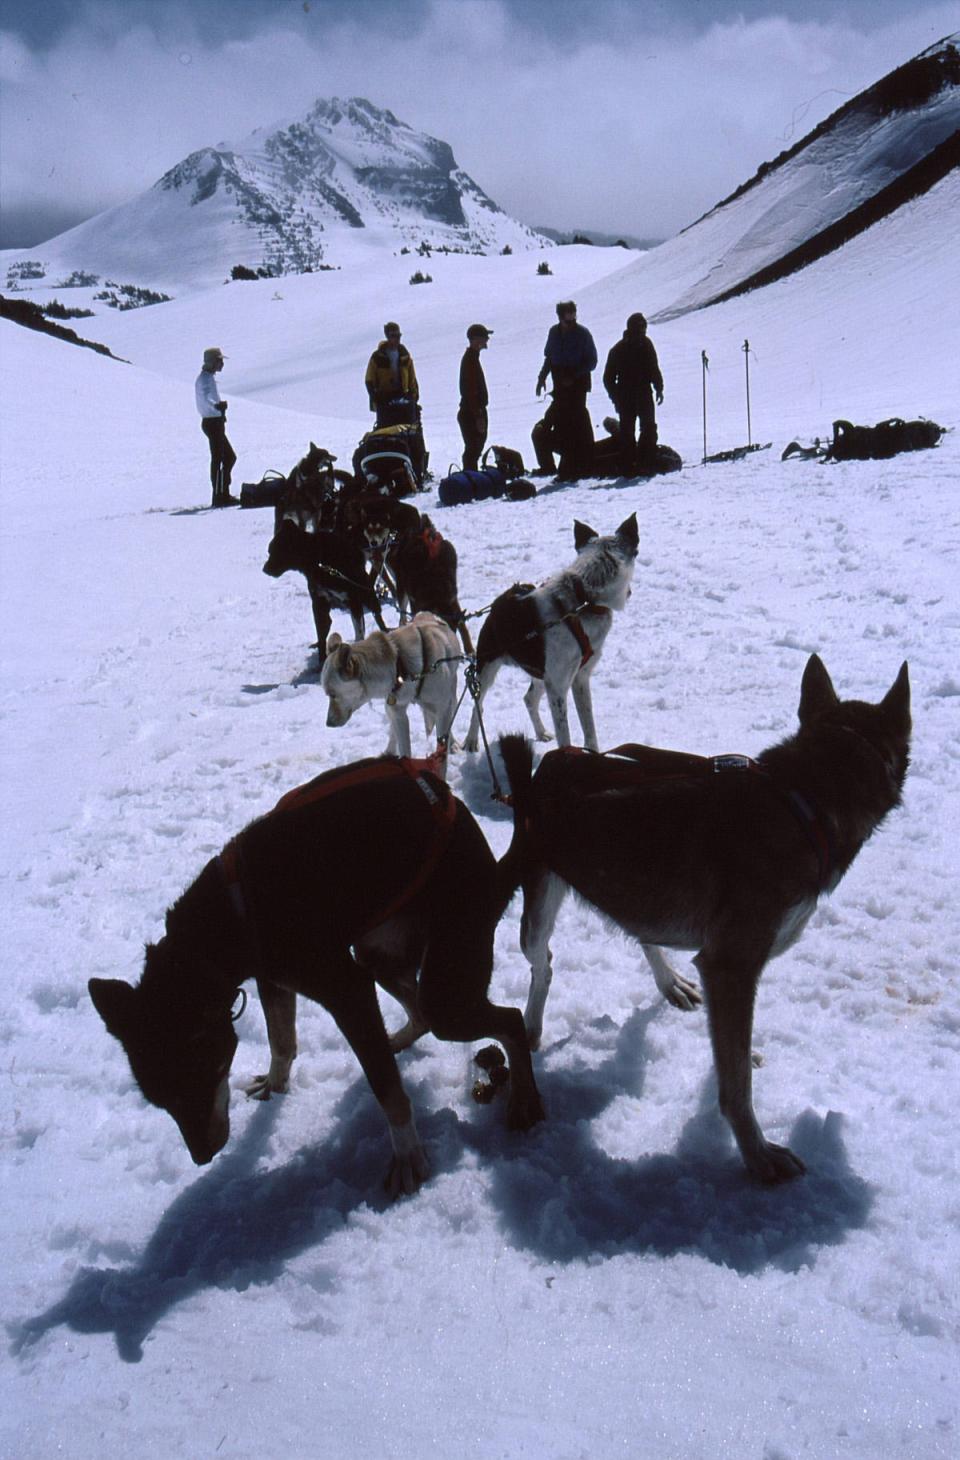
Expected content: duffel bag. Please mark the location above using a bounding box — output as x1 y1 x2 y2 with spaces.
437 465 512 506
240 470 286 508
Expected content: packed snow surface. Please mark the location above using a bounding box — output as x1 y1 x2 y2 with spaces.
1 164 959 1459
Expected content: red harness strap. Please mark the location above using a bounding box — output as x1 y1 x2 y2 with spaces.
220 756 457 931
421 524 444 560
564 604 610 668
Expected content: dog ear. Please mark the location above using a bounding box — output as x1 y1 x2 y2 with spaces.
880 661 911 732
573 520 597 551
309 441 319 453
89 977 139 1040
616 513 639 551
326 632 342 655
798 655 838 724
334 643 358 677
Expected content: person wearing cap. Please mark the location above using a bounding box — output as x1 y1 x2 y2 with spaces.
535 301 597 480
602 312 664 476
458 323 492 471
195 347 238 506
364 322 419 426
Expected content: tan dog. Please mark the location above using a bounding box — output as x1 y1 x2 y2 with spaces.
321 612 461 774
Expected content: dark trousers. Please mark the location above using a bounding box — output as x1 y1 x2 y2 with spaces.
549 383 594 479
458 406 488 472
201 416 237 501
616 388 658 474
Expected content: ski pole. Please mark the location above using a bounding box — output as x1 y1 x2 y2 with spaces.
701 350 709 464
742 339 752 448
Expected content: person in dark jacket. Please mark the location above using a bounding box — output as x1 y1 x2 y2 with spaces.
602 312 664 475
458 323 492 471
535 301 598 480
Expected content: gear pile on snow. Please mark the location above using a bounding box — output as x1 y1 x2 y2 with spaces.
825 417 945 461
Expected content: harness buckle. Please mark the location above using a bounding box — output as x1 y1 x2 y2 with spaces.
711 754 755 773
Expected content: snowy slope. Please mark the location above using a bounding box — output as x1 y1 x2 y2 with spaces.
2 58 960 1460
0 97 549 295
610 32 960 319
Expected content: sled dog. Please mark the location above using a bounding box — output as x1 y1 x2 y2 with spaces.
89 757 544 1198
463 513 638 754
498 655 911 1183
263 518 386 664
321 612 460 774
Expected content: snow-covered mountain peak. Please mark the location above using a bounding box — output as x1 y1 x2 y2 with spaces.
0 96 549 294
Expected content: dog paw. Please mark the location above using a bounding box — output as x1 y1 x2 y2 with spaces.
462 736 478 754
384 1145 429 1199
243 1074 287 1100
663 973 703 1012
749 1141 806 1184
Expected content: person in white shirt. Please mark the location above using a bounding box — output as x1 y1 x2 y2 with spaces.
195 347 238 506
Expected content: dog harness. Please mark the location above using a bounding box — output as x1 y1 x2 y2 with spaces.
388 623 445 703
494 578 611 680
565 743 836 891
550 573 611 670
562 601 610 668
219 752 457 935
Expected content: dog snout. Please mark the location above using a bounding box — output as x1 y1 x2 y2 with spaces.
262 558 282 577
326 701 351 727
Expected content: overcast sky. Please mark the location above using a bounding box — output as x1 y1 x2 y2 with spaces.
1 0 956 248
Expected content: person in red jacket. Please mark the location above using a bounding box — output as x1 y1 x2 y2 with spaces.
458 323 492 471
602 313 664 476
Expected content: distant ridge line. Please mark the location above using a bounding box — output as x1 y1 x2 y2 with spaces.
656 129 960 320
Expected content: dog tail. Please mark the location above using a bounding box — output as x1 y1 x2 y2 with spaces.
494 733 536 913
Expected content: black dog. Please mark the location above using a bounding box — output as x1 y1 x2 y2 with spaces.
498 655 911 1183
89 757 545 1198
274 442 359 534
263 518 387 663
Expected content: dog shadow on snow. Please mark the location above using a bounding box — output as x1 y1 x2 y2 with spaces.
470 1007 873 1271
11 1008 871 1364
9 1074 465 1365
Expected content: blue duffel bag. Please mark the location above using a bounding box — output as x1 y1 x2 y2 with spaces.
437 466 506 505
437 465 536 506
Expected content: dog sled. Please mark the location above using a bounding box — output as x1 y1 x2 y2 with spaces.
352 423 425 497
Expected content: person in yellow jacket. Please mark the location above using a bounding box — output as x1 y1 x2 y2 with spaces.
364 322 419 426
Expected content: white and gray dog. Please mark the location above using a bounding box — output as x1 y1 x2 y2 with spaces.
463 513 638 753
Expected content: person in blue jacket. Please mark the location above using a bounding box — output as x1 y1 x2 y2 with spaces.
535 301 597 480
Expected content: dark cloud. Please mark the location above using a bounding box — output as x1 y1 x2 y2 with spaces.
0 205 92 250
2 0 910 51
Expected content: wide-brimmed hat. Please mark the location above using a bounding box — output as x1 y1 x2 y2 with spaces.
203 347 226 367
